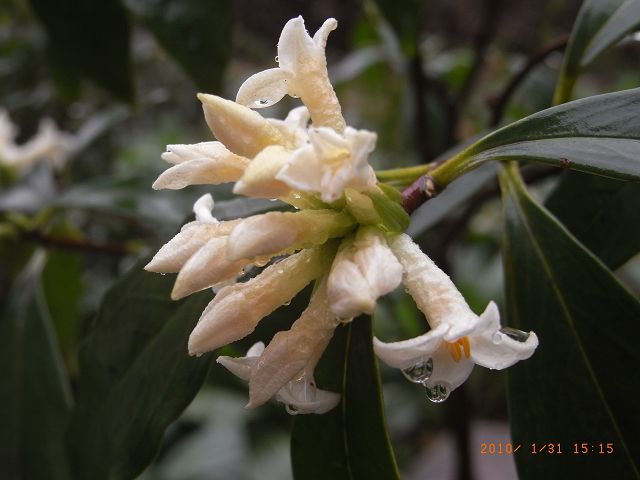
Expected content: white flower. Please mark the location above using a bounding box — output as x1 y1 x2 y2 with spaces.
373 234 538 401
218 342 340 415
0 110 73 172
144 194 246 299
217 278 341 413
276 126 378 203
236 16 346 132
327 227 402 319
152 142 249 190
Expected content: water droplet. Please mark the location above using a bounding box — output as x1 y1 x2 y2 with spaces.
402 358 433 384
255 99 270 107
274 55 279 63
425 383 449 403
338 316 354 324
277 269 284 274
499 327 530 343
285 404 298 415
283 300 291 306
291 93 300 98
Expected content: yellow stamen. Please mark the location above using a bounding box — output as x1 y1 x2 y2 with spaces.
447 337 471 362
460 336 471 358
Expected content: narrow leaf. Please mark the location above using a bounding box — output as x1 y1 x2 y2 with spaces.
500 163 640 479
65 260 213 480
555 0 640 104
123 0 233 93
438 88 640 184
291 316 399 480
0 252 72 480
29 0 134 102
545 171 640 269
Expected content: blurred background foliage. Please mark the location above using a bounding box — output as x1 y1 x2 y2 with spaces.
1 0 639 479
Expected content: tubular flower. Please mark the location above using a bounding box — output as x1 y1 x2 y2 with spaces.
373 234 539 402
147 16 538 414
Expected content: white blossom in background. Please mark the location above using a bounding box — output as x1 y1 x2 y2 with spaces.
0 109 74 173
147 16 538 414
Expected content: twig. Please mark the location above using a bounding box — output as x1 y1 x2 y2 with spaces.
488 35 569 126
25 230 134 256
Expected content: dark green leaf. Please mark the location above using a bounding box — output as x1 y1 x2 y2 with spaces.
545 171 640 269
65 260 213 480
554 0 640 104
291 316 399 480
499 163 640 479
29 0 134 102
0 252 72 480
440 88 640 184
123 0 233 93
370 0 423 53
42 250 83 372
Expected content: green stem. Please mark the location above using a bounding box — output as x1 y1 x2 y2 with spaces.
375 164 433 185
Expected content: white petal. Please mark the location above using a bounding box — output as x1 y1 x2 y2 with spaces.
277 16 317 72
275 144 323 193
198 93 291 157
171 236 247 300
312 18 338 49
327 228 402 318
470 302 539 370
373 323 449 369
232 145 292 198
193 193 217 224
274 376 340 414
390 234 479 336
216 342 265 381
284 106 310 129
236 68 293 109
187 247 326 355
426 346 475 391
152 156 248 190
161 141 230 164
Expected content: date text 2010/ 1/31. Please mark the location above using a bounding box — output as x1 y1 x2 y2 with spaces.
480 442 615 455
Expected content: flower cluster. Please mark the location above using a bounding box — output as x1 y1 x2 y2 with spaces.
147 16 538 414
0 109 73 174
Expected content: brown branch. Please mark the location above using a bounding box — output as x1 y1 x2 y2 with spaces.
488 35 569 127
25 230 134 256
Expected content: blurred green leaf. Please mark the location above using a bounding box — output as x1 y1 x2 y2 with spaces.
440 88 640 184
554 0 640 104
65 260 214 480
370 0 422 53
123 0 233 93
500 163 640 479
29 0 134 102
291 316 399 480
0 252 72 480
545 171 640 269
42 250 83 372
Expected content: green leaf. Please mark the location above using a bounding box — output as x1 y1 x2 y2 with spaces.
554 0 640 104
123 0 232 93
65 260 214 480
499 163 640 479
291 316 399 480
435 88 640 185
545 171 640 269
0 252 72 480
42 250 83 372
29 0 134 102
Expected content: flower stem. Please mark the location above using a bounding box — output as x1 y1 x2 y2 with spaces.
375 164 434 186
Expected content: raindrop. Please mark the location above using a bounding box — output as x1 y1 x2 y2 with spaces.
338 316 354 324
500 327 530 343
274 55 279 62
285 404 299 416
425 383 449 403
402 358 433 384
255 99 270 107
277 269 284 274
283 300 291 306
